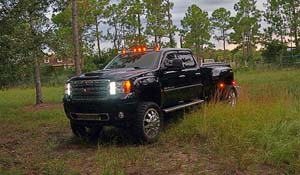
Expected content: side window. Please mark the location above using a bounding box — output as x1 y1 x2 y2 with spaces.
162 52 177 68
178 53 196 68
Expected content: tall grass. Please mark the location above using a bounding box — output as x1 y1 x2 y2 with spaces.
164 69 300 173
0 69 300 174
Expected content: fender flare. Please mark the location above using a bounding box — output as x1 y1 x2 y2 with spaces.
133 76 162 106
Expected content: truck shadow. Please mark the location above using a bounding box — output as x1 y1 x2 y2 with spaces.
163 109 185 128
64 127 138 146
163 105 202 130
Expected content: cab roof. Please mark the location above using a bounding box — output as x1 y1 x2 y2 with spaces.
158 48 192 52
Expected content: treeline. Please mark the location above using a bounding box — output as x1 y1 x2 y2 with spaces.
1 0 300 104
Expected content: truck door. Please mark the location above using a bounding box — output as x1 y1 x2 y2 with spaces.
177 51 203 100
160 51 188 108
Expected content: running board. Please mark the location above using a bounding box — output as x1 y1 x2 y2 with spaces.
163 100 204 113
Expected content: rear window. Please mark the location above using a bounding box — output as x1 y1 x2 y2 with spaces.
178 53 196 68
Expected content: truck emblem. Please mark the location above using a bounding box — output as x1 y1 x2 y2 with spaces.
83 88 87 93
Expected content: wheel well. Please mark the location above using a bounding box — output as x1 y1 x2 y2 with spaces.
138 88 161 106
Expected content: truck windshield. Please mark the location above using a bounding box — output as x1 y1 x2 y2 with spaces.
104 52 161 70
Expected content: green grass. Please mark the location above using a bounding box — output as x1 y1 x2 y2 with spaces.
164 69 300 173
0 69 300 174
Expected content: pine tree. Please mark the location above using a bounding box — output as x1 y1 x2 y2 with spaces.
72 0 82 76
230 0 261 66
211 8 231 61
180 4 211 59
122 0 146 47
281 0 300 52
144 0 168 46
0 0 58 104
106 3 126 50
165 0 177 47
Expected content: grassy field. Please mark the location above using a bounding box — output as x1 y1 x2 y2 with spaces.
0 69 300 174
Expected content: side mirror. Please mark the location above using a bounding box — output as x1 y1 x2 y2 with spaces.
166 59 184 71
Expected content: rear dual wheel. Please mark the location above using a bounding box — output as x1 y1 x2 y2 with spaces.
227 88 237 107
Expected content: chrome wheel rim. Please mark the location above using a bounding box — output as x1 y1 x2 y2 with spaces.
143 108 160 138
228 90 237 107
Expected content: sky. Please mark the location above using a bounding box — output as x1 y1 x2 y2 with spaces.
171 0 266 25
102 0 267 50
170 0 267 49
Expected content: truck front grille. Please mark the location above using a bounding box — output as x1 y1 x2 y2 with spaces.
71 80 109 100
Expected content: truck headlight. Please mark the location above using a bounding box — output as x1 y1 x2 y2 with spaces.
109 80 131 95
109 82 117 95
65 83 71 96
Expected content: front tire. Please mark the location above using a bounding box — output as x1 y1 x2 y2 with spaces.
133 102 163 143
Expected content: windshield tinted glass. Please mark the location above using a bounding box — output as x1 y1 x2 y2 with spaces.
105 52 161 70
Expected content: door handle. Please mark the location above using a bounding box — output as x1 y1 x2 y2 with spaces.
178 75 186 78
195 73 201 75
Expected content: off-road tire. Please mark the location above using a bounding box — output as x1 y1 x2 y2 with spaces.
132 102 163 143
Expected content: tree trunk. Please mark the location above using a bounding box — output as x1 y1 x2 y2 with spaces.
34 58 43 105
113 23 118 50
80 39 84 70
223 29 226 62
248 33 252 63
29 18 43 105
95 16 101 60
166 0 175 47
280 34 284 67
201 44 204 64
242 33 247 66
291 4 300 52
180 36 183 48
137 13 142 45
293 27 299 52
71 0 82 76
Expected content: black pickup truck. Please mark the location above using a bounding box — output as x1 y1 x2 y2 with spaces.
63 48 238 143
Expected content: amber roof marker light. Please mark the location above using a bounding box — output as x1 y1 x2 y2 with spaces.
154 45 160 52
121 48 127 55
121 45 160 54
131 46 148 53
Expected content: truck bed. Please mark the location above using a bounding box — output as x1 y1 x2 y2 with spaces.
200 62 231 68
199 62 234 86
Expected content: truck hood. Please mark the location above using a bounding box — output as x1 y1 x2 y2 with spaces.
73 68 151 81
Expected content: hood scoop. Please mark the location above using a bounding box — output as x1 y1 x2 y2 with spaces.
84 71 104 77
84 68 137 77
79 68 149 81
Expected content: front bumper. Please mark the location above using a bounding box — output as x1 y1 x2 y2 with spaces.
63 94 138 125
